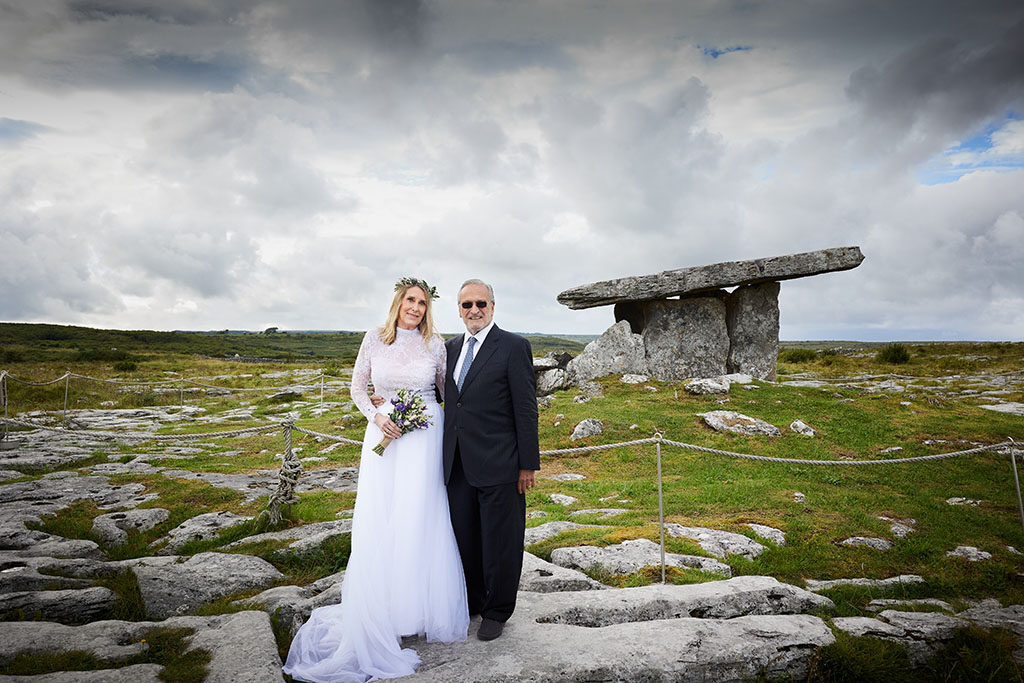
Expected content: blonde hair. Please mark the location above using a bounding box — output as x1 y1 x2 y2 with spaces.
379 283 437 346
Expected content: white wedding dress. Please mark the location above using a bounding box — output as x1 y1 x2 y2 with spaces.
283 327 469 683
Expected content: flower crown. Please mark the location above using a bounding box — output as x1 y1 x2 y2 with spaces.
395 277 439 300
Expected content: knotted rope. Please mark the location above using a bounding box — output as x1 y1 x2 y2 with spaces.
260 418 302 526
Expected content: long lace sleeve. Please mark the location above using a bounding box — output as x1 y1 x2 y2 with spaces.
433 335 447 402
351 331 378 420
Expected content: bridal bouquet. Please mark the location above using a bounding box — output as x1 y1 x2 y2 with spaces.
372 388 433 456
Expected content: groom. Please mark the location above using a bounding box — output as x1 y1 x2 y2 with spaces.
443 278 539 642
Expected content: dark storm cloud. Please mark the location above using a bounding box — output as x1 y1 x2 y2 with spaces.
449 40 573 74
846 19 1024 161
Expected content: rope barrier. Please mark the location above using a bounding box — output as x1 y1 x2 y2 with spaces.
4 372 72 387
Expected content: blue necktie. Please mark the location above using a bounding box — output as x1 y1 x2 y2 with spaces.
456 336 476 392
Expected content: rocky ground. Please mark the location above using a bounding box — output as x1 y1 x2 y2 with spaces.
1 365 1023 681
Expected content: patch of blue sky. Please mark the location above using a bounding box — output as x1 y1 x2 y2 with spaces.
0 118 50 144
917 112 1024 185
697 45 752 59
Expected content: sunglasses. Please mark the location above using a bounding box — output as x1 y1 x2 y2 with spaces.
460 300 489 309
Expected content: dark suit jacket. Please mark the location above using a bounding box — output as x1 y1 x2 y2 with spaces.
443 325 540 488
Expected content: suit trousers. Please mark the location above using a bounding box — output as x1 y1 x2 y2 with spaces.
447 444 525 623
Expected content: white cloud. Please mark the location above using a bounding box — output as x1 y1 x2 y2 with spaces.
1 1 1023 339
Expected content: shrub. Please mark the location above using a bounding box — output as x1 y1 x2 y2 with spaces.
779 348 818 363
876 343 910 365
1 349 24 363
113 361 137 372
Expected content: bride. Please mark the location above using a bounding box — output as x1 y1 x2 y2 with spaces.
284 278 469 682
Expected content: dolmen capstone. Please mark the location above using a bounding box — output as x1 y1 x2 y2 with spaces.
546 247 863 387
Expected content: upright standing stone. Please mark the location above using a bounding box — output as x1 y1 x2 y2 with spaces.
726 282 780 380
642 296 729 381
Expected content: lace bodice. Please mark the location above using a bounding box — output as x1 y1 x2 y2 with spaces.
351 327 446 420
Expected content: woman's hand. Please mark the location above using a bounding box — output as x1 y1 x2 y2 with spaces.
374 413 402 440
370 393 385 407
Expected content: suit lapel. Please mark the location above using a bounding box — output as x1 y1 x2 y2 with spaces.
458 325 500 395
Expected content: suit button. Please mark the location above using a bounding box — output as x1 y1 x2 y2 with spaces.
456 402 462 407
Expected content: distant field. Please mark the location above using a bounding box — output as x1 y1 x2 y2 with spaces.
0 323 588 365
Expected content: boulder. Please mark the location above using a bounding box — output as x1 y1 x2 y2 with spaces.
790 419 816 437
557 246 865 309
519 552 606 593
120 552 284 619
700 410 780 436
536 369 571 396
92 508 170 547
747 523 786 546
685 377 730 395
620 374 649 384
551 538 732 577
947 545 991 561
664 524 766 561
840 537 893 550
566 321 647 381
570 419 604 441
726 282 780 380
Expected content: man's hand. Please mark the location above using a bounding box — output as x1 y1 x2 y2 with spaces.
370 393 385 408
517 469 536 495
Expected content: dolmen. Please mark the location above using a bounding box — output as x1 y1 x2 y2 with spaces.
543 247 863 388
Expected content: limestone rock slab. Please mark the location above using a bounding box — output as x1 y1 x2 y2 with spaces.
92 508 169 547
0 586 117 624
664 524 766 560
153 511 252 555
222 519 352 552
685 377 731 395
524 521 608 546
121 552 283 619
570 419 604 441
551 538 731 577
557 246 865 309
747 523 786 546
726 282 780 380
700 410 780 436
0 664 165 682
410 611 834 682
519 552 606 593
238 572 345 638
805 574 925 592
531 576 833 626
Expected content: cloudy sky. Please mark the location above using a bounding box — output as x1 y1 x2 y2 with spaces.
2 0 1023 340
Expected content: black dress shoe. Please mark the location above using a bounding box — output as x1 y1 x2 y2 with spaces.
477 618 504 641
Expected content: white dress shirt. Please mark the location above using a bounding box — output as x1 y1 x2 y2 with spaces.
453 321 494 383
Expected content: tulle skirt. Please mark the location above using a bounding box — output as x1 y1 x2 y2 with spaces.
283 403 469 682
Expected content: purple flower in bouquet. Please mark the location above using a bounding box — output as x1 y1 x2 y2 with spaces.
372 388 432 456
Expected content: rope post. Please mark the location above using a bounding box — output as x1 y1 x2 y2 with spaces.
62 372 70 424
656 433 666 585
320 372 325 414
179 375 184 409
1 371 8 442
1009 438 1024 538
